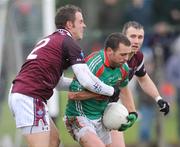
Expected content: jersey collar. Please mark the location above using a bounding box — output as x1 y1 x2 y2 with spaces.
104 49 110 67
57 29 72 37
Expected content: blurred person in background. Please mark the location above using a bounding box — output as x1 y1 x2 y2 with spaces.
166 36 180 145
149 21 175 63
110 21 170 147
122 0 153 30
153 0 180 25
8 4 120 147
64 33 138 147
98 0 122 31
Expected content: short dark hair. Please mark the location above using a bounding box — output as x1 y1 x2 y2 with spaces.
55 5 82 29
122 21 144 35
105 33 131 51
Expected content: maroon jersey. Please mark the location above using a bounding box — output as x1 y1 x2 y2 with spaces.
12 29 85 100
127 51 146 81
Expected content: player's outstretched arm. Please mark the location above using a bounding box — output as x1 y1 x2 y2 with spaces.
68 91 107 100
137 73 160 99
72 63 120 97
137 73 170 115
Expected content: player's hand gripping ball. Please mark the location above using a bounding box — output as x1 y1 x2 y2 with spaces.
103 102 128 130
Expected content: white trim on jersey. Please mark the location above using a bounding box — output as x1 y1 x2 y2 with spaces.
88 55 102 72
136 58 145 72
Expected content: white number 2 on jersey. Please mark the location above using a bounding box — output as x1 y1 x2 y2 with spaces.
27 38 50 60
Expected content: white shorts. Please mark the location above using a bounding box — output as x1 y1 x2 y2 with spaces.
8 92 50 134
64 116 111 145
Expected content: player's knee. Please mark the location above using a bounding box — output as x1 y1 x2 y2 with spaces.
49 130 60 147
50 137 60 147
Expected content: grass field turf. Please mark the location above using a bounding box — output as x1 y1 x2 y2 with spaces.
0 90 178 146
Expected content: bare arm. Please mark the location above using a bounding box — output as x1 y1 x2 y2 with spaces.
119 85 136 113
137 73 161 101
68 91 107 100
137 73 170 115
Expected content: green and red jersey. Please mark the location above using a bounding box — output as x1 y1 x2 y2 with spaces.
65 49 129 119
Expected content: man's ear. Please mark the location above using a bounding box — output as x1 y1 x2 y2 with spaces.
66 21 73 29
106 47 113 53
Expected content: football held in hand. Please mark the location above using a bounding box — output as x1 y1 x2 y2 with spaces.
103 102 128 130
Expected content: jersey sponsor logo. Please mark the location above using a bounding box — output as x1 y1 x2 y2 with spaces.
107 75 120 83
93 83 102 92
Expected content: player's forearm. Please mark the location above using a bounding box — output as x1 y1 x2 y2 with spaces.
68 91 105 100
138 74 160 101
120 86 136 112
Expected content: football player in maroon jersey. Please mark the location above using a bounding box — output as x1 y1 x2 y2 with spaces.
110 21 170 147
8 5 120 147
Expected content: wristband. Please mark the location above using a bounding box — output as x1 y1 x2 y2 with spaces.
155 96 162 102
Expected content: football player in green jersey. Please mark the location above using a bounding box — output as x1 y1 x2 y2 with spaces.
64 33 138 147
